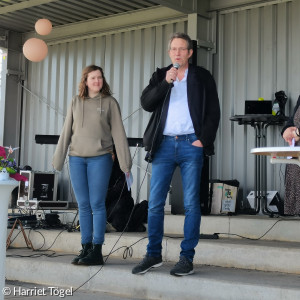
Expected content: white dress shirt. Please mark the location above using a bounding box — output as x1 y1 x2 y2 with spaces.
163 68 194 136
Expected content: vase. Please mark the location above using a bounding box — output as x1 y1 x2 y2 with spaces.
0 169 9 181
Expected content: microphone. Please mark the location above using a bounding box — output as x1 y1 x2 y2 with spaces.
173 63 180 69
170 63 180 83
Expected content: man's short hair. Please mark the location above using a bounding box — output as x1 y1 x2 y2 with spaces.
168 32 193 50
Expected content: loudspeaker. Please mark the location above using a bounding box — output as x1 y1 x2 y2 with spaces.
171 155 211 215
17 171 64 209
32 171 58 201
246 191 281 215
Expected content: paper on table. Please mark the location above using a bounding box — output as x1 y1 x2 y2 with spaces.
287 138 295 159
125 172 133 191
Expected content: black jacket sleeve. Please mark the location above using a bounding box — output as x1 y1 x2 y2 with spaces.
141 66 172 112
141 66 172 153
187 66 220 155
198 68 220 151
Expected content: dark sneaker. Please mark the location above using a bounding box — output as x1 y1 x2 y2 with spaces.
132 255 162 274
170 256 194 276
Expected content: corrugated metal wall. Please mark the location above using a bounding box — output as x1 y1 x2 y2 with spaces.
20 20 188 204
214 0 300 200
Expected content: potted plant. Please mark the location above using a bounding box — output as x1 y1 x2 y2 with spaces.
0 146 27 181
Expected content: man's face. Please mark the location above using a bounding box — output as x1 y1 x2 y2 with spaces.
168 38 193 68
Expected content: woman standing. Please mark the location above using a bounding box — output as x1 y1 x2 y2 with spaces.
53 65 132 265
282 95 300 215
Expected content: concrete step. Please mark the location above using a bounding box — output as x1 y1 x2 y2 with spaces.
5 248 300 300
7 228 300 275
11 210 300 242
165 214 300 242
26 210 300 242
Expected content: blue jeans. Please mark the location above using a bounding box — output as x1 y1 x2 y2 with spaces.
147 133 203 261
69 154 113 245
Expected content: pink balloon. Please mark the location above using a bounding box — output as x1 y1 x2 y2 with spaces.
23 38 48 62
35 19 52 35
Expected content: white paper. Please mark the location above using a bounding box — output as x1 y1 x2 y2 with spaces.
287 138 295 159
125 172 133 191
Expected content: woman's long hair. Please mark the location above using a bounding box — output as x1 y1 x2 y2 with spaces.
78 65 112 99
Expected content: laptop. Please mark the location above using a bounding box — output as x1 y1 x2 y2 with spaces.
244 100 272 115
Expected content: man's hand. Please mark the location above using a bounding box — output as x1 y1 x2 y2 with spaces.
192 140 203 147
166 67 178 84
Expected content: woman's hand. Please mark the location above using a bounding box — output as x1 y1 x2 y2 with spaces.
292 127 300 142
283 127 298 145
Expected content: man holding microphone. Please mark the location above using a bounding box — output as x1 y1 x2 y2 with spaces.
132 32 220 276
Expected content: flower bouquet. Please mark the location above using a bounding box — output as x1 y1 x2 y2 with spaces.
0 146 28 181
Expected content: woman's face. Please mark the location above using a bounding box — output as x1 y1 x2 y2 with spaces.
86 69 103 96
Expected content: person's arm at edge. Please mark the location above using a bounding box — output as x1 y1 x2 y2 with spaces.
52 98 74 171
